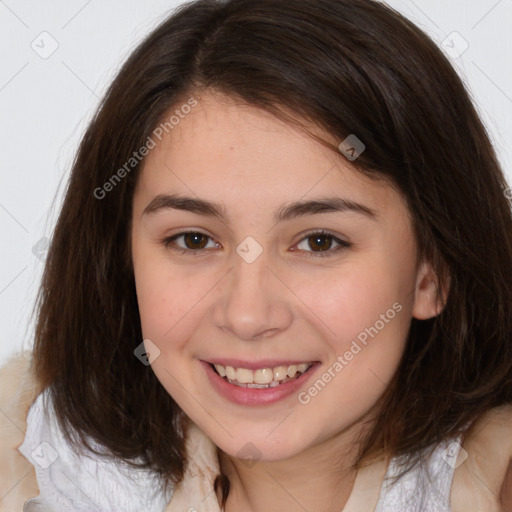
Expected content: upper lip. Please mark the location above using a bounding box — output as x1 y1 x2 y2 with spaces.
203 358 318 370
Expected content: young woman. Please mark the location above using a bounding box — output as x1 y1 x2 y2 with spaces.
1 0 511 511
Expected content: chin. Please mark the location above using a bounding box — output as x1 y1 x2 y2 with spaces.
212 426 312 463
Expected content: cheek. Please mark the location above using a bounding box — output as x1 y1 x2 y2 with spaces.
135 272 197 348
132 246 219 357
290 262 412 425
132 250 167 338
292 272 409 440
132 244 187 344
296 263 409 349
292 264 411 408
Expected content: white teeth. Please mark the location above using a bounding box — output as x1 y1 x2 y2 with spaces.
212 362 314 387
225 366 236 380
214 364 226 377
297 363 309 373
227 378 246 387
273 366 288 381
254 368 273 384
236 368 254 384
287 365 298 378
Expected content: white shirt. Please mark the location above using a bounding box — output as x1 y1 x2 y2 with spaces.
374 435 462 511
18 389 173 512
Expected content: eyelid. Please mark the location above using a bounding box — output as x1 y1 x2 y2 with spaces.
292 229 350 258
162 230 218 254
161 229 351 257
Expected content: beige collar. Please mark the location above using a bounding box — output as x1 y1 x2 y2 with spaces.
165 422 223 512
165 423 388 512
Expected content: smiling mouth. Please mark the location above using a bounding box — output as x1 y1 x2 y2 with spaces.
210 362 315 388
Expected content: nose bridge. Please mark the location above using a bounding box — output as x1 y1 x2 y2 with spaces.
211 242 293 340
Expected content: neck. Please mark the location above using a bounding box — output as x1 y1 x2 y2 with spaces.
217 420 372 512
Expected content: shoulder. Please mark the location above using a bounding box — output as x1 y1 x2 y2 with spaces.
0 351 41 511
451 404 512 512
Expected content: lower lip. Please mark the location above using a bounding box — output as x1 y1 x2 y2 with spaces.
200 360 320 406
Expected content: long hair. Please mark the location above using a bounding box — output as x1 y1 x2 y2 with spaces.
32 0 512 504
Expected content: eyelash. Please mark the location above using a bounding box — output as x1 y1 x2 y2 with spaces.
161 229 351 258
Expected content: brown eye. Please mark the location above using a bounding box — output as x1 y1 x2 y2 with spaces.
163 232 218 253
295 230 350 257
306 234 334 252
182 232 209 249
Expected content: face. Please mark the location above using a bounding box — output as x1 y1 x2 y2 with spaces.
131 91 440 462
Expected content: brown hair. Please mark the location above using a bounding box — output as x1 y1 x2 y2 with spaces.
32 0 512 505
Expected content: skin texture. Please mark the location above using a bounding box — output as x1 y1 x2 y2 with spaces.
130 91 443 511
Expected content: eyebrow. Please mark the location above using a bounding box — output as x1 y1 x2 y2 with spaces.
141 194 378 223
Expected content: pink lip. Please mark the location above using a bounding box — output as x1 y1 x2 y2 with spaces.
204 358 317 370
200 360 320 406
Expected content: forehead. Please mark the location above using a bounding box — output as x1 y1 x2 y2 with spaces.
134 92 403 220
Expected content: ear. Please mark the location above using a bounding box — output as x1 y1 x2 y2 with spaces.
411 259 449 320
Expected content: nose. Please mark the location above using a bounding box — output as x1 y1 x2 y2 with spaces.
211 249 293 341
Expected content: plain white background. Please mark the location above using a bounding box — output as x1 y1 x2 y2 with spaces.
1 0 511 367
